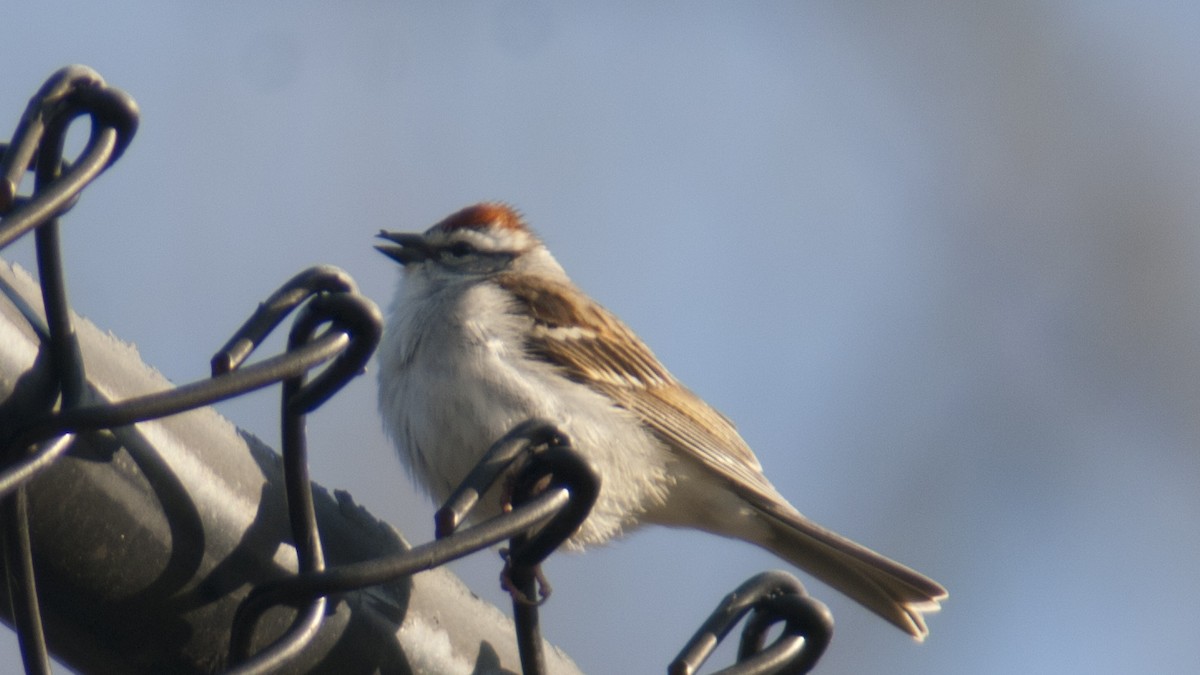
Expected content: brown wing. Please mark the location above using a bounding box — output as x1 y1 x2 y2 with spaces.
496 273 782 503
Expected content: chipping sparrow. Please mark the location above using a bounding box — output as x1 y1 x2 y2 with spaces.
376 203 946 639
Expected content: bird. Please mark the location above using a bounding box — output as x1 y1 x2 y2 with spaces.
375 202 947 640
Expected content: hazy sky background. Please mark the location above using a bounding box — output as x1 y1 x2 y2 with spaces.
3 3 1200 673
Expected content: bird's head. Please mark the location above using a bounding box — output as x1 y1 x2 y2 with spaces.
377 202 564 282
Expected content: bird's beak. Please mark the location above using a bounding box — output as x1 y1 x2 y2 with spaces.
376 231 432 265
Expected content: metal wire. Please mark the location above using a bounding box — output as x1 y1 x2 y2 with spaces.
669 570 833 675
1 489 49 675
0 65 830 675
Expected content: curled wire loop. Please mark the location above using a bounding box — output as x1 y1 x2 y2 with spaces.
0 64 138 243
228 420 599 675
212 265 359 375
223 282 381 675
504 442 599 569
670 570 833 675
436 418 571 538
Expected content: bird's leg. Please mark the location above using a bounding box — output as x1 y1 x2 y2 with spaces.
498 470 556 606
497 429 565 606
499 547 553 606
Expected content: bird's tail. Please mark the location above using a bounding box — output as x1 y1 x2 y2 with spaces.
758 507 947 640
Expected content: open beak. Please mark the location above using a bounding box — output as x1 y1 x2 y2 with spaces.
375 231 432 265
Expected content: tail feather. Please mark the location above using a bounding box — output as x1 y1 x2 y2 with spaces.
760 508 947 640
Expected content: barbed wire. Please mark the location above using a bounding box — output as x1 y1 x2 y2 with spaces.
0 65 832 674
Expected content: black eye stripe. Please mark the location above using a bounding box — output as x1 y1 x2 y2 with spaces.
445 241 476 257
433 242 517 272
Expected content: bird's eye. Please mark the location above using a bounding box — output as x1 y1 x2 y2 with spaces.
446 241 476 258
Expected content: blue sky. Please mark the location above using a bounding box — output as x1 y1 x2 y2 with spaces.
3 3 1200 673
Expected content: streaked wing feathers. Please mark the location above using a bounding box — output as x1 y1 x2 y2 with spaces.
497 273 779 501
